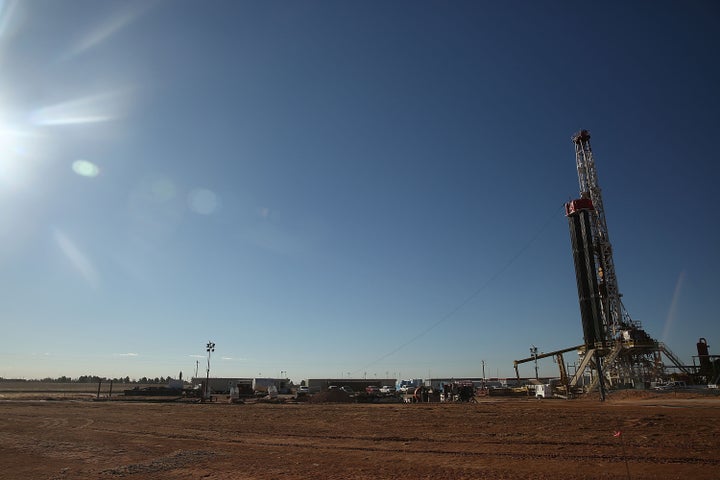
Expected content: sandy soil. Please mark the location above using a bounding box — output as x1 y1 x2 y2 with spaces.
1 392 719 479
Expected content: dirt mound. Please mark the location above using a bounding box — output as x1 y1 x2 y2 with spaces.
606 389 663 400
309 390 353 403
607 389 712 400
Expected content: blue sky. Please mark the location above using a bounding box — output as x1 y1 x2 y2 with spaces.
1 1 718 382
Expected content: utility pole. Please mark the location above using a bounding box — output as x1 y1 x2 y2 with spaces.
481 360 486 390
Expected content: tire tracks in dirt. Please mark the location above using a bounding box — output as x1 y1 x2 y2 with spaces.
78 424 720 467
100 450 215 476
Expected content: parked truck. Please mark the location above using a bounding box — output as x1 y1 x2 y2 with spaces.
534 384 552 399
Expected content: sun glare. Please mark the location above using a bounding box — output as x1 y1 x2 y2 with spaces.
0 118 29 188
30 92 122 126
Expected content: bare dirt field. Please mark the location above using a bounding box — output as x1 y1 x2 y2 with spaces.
1 390 719 479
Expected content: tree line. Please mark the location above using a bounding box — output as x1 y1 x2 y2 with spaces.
0 376 185 384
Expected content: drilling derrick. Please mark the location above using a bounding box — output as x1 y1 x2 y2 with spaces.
572 130 626 342
564 130 683 394
514 130 700 398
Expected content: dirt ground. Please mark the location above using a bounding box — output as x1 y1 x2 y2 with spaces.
1 391 719 480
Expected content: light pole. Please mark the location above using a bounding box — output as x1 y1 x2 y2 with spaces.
205 341 215 400
530 345 539 380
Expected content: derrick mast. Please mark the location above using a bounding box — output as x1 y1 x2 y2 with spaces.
514 130 695 396
564 129 672 393
571 130 628 343
514 130 693 396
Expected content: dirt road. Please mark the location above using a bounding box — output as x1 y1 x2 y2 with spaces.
1 394 718 479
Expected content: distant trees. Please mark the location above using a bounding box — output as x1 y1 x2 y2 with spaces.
0 375 186 384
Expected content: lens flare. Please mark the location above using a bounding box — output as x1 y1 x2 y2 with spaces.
188 188 220 215
30 91 126 126
53 229 99 288
71 159 99 177
662 270 686 342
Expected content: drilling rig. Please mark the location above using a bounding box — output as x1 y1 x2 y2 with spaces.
512 130 697 395
564 130 690 395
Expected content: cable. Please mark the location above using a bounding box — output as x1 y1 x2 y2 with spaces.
354 204 566 374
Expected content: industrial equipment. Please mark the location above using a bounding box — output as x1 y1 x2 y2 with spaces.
515 131 695 398
564 130 680 395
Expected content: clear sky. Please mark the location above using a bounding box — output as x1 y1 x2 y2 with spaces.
1 0 718 382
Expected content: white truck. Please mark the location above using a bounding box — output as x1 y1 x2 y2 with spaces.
534 384 552 399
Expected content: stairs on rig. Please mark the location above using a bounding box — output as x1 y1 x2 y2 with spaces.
569 348 596 388
585 342 623 393
658 342 693 375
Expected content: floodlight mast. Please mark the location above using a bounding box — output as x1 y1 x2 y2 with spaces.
530 345 539 380
205 341 215 400
572 130 628 343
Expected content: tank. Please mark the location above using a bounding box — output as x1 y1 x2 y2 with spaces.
697 338 711 372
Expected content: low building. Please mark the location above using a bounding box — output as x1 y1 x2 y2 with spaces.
191 377 292 394
253 378 292 394
191 377 252 394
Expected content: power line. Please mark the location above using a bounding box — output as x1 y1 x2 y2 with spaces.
354 204 565 374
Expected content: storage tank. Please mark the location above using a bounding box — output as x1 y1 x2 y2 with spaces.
697 338 711 372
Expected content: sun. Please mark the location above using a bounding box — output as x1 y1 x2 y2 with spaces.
0 121 18 176
0 116 36 190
